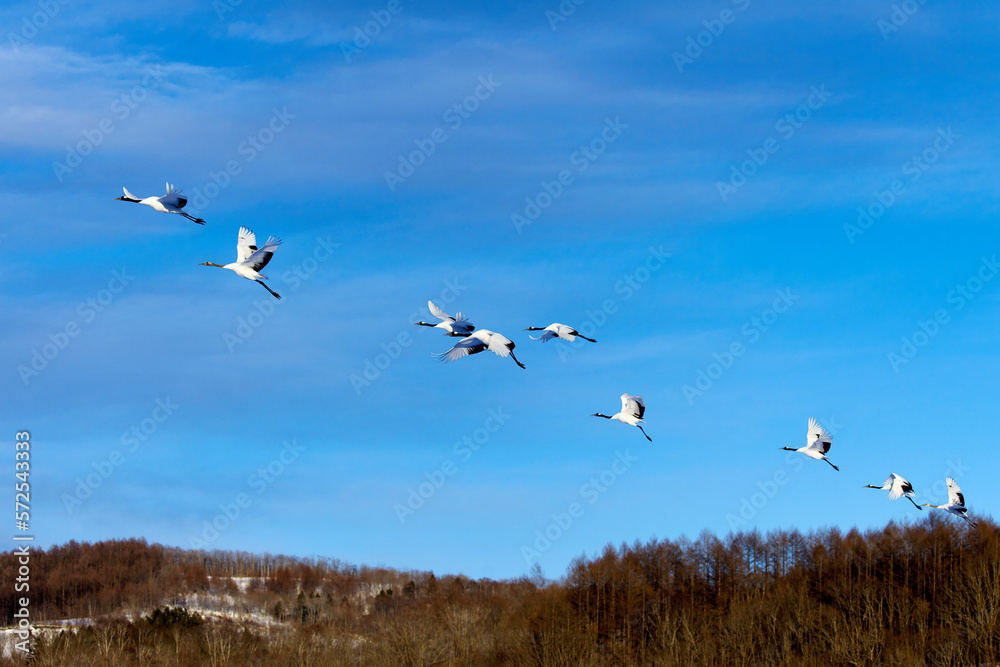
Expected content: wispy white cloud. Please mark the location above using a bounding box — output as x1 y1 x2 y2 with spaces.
227 17 349 46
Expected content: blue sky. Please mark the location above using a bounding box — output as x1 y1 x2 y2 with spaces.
3 0 999 580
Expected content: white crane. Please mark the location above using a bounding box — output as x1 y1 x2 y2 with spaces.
434 329 525 369
592 393 651 442
781 418 838 470
865 473 921 510
524 323 597 343
413 301 474 337
923 477 976 526
115 183 205 224
200 227 282 299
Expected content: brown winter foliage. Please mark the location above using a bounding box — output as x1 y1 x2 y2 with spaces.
2 514 1000 666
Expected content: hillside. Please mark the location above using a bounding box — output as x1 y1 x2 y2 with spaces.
3 515 1000 665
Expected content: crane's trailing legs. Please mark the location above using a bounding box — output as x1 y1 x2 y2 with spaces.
256 280 281 300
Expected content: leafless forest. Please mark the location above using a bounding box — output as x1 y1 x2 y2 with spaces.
3 514 999 665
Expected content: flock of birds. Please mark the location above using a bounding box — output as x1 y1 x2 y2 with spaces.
116 183 284 299
412 301 652 440
115 182 978 530
781 422 975 527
